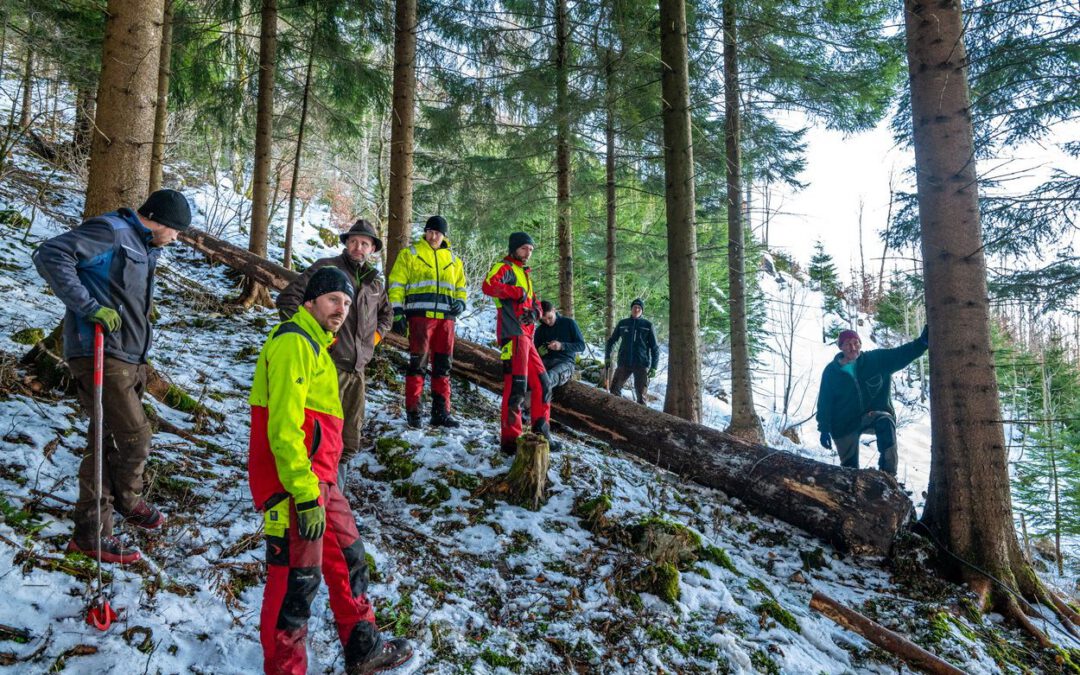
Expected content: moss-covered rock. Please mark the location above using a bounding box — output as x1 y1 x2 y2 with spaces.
633 562 680 605
629 515 701 569
11 327 44 345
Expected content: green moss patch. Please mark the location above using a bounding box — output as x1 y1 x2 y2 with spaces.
392 480 451 507
755 598 800 632
10 327 44 345
369 438 418 480
633 562 680 605
629 515 701 569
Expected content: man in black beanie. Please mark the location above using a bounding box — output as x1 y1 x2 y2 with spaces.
277 218 393 481
604 298 660 404
386 215 467 429
32 188 193 563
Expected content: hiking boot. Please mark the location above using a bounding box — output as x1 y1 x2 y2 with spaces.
118 499 166 530
531 421 561 451
347 637 414 674
67 536 142 564
500 439 519 456
431 395 460 428
406 408 423 429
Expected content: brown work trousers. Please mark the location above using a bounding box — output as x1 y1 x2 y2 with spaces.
610 365 649 404
68 357 152 544
337 369 367 456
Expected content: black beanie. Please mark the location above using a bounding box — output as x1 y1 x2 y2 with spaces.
303 266 354 302
508 231 535 253
631 298 644 310
425 215 448 234
138 189 192 231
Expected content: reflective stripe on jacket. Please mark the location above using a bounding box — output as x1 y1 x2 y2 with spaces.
482 256 539 341
248 307 344 508
387 239 467 319
32 209 161 364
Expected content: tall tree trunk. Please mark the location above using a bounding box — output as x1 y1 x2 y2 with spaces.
19 45 32 129
149 0 174 193
72 85 95 158
906 0 1072 635
721 0 763 442
237 0 277 308
84 0 164 218
386 0 417 272
283 45 314 271
604 46 617 344
658 0 701 422
555 0 573 316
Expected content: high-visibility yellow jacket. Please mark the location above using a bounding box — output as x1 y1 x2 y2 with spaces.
387 238 467 320
483 256 540 341
247 307 344 508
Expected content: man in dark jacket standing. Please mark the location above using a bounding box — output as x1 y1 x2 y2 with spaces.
816 327 928 476
605 298 660 404
277 218 393 469
33 189 191 563
534 300 585 389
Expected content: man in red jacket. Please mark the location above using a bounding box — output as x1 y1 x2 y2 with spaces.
248 267 412 675
482 232 554 454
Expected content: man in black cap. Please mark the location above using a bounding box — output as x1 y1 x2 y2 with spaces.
277 218 393 479
534 300 585 390
604 298 660 404
32 188 192 563
386 215 467 429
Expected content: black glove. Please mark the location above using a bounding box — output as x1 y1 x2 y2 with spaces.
450 299 466 317
820 432 832 450
391 311 408 337
919 324 929 347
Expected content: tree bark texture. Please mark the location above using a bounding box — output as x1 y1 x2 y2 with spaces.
555 0 573 316
178 228 913 555
84 0 164 218
283 46 314 271
72 86 96 158
386 0 417 273
658 0 702 422
904 1 1026 589
149 0 174 194
238 0 277 307
19 45 31 129
604 47 617 343
721 0 763 443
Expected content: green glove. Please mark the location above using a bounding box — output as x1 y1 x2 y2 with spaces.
538 345 549 357
295 499 326 541
648 367 657 379
89 307 121 333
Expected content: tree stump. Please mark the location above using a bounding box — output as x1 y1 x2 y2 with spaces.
479 433 551 511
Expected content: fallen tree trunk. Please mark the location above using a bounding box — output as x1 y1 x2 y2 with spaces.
179 228 914 555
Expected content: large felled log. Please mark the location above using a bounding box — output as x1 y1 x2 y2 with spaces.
179 228 914 555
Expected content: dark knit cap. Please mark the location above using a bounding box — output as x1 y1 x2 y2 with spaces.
631 298 644 310
138 189 192 231
508 231 535 253
339 218 383 251
303 266 354 302
837 329 859 347
425 215 448 234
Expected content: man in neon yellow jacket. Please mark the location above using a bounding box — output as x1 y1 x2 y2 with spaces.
248 266 412 675
387 215 467 428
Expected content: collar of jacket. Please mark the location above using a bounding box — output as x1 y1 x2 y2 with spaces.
113 207 154 246
338 252 377 283
502 255 529 271
291 305 337 349
419 237 451 252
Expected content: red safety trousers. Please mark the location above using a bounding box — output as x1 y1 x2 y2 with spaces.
404 316 455 411
260 482 377 675
500 327 551 446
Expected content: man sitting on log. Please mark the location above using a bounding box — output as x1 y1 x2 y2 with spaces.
604 298 660 404
248 266 412 675
276 218 392 486
483 232 555 454
816 327 929 476
534 300 585 391
32 188 190 563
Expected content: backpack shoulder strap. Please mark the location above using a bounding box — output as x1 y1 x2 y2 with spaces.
274 323 321 357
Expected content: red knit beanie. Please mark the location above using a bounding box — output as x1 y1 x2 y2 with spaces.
837 330 859 348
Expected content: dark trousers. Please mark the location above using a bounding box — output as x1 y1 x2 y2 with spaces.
260 483 377 675
68 356 151 543
337 369 366 455
405 316 455 411
610 364 649 404
834 411 898 475
541 357 574 389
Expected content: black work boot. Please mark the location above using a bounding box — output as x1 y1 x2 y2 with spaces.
345 623 414 674
531 420 561 451
430 394 460 428
406 408 423 429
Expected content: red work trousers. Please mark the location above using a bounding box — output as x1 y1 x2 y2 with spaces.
405 316 455 411
500 332 551 445
260 483 376 675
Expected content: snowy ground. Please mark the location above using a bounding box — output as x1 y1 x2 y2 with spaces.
0 138 1073 673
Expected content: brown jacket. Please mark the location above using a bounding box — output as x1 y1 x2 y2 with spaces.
276 253 393 373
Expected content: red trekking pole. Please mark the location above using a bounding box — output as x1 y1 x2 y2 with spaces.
85 323 116 631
